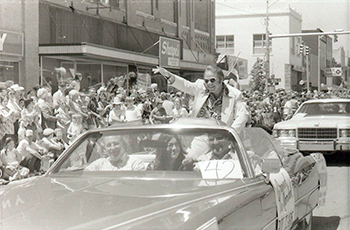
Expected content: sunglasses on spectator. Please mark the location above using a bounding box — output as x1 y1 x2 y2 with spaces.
204 78 217 84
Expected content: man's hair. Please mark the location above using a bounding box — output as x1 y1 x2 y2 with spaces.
205 65 225 81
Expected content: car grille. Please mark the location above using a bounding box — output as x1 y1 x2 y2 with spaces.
298 128 337 139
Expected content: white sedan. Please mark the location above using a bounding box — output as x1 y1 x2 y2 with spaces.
273 98 350 154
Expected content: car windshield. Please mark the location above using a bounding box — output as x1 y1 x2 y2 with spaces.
50 128 248 179
296 102 350 116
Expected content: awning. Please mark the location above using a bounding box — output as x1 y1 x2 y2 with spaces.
39 42 208 72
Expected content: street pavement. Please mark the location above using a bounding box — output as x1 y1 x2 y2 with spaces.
313 153 350 230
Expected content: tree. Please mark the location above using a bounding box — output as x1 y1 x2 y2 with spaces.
249 58 267 92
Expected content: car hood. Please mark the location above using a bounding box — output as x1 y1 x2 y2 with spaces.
0 174 248 229
274 113 350 128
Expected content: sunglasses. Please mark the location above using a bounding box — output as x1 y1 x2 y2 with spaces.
204 78 217 84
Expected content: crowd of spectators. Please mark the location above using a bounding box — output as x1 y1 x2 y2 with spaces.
0 71 349 183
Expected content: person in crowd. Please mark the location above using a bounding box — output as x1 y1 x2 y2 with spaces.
0 137 29 181
71 73 82 91
38 128 65 160
55 99 71 143
85 135 145 171
0 96 18 146
150 98 171 124
283 93 299 120
7 86 22 140
53 128 69 150
124 96 142 122
172 97 189 120
154 65 249 134
37 87 58 130
53 82 67 110
160 92 174 116
17 130 48 173
96 87 112 123
108 96 126 125
86 87 103 129
68 89 89 121
67 114 84 144
21 98 41 141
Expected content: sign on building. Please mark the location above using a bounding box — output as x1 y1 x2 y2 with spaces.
159 36 180 69
0 29 24 56
325 67 342 77
137 73 151 89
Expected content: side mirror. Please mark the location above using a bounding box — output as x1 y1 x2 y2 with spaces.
262 158 281 174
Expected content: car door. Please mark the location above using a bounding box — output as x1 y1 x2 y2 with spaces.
240 128 297 230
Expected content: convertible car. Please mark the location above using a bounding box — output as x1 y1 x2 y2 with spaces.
0 118 327 230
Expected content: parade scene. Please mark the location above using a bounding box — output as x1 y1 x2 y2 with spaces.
0 0 349 230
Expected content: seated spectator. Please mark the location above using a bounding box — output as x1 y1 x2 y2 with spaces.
38 128 64 160
17 130 48 173
0 137 29 180
85 135 145 171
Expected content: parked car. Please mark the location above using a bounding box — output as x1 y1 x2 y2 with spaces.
1 118 327 230
273 99 350 154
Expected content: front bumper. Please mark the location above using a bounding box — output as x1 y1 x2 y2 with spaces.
277 138 350 152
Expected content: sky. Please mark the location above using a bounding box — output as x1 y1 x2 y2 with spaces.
216 0 350 56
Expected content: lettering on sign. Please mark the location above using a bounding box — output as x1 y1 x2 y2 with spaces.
198 160 243 179
161 41 179 58
0 33 7 51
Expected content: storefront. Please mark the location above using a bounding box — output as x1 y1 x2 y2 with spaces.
0 29 24 86
39 42 207 92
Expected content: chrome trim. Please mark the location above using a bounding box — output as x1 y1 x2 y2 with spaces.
295 185 319 205
261 217 277 230
196 217 218 230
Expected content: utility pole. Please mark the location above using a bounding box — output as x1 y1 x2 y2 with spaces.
265 0 270 92
305 47 310 92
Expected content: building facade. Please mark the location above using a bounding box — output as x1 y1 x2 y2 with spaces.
0 0 39 90
1 0 216 92
216 7 304 91
302 29 333 91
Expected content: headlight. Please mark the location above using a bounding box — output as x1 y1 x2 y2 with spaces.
339 129 350 138
274 129 296 138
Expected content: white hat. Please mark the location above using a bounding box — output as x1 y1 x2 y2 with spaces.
112 97 123 105
25 129 34 137
43 128 54 137
10 84 20 91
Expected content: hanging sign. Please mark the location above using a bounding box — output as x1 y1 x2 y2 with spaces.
159 36 180 69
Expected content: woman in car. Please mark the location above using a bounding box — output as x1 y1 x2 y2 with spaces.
148 134 185 171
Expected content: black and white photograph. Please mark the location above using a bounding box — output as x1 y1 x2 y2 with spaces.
0 0 349 229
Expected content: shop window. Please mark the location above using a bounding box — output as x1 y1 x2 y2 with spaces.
0 61 19 84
